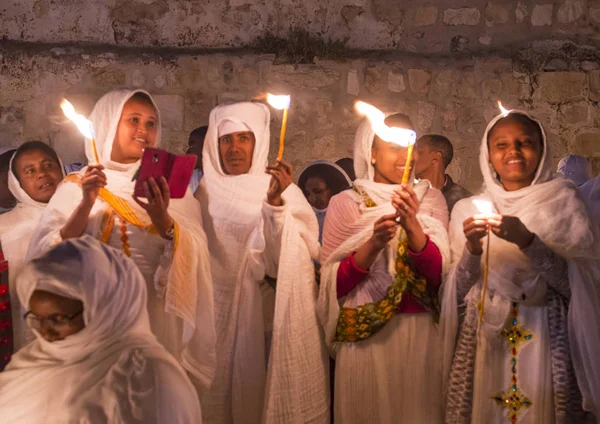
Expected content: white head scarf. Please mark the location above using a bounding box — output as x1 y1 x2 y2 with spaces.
441 109 600 414
0 236 201 423
86 88 161 175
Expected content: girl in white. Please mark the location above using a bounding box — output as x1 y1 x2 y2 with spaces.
27 89 216 392
442 109 600 423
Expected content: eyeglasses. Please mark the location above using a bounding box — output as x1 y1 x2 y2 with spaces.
23 309 83 332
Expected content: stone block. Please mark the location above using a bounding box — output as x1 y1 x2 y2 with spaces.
485 3 509 24
558 102 589 124
316 98 334 129
312 134 335 158
557 0 585 23
531 4 553 26
515 2 528 23
413 7 438 26
153 95 184 131
482 77 504 98
572 132 600 157
365 66 383 94
538 72 586 102
417 101 436 130
131 69 146 87
388 70 406 93
347 69 360 96
590 70 600 102
433 70 456 97
408 69 431 94
443 8 481 26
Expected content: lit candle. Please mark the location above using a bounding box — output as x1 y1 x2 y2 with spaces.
473 199 493 331
355 101 417 184
266 93 291 161
497 100 510 116
60 99 99 163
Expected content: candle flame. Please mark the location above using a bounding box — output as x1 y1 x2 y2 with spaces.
266 93 291 110
497 100 510 116
473 199 493 215
355 101 416 147
60 99 94 139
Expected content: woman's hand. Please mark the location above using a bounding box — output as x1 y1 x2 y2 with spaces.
353 213 398 270
392 184 427 252
266 160 293 207
81 164 107 208
463 215 490 255
133 177 174 239
487 215 534 249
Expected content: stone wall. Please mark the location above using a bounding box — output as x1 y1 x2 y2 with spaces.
1 0 600 191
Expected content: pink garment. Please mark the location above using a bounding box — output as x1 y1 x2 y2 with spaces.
336 237 442 313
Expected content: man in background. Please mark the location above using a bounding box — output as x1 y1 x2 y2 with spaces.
187 126 207 194
413 134 471 215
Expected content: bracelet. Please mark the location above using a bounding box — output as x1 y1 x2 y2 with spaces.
164 222 175 240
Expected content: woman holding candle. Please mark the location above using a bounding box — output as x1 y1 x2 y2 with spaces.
0 141 64 352
27 89 217 395
442 110 600 423
316 113 450 423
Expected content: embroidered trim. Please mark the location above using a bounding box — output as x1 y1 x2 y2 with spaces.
334 186 439 343
492 302 534 423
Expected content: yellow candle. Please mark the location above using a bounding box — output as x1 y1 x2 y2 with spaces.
478 226 491 330
401 142 414 185
277 107 289 161
60 99 100 163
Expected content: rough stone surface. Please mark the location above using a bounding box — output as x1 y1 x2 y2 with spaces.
557 0 585 24
388 70 406 93
531 4 553 26
485 3 509 24
572 133 600 157
413 7 438 27
515 2 529 23
365 66 383 94
537 72 586 102
347 69 360 96
443 8 481 26
153 95 184 131
408 69 431 94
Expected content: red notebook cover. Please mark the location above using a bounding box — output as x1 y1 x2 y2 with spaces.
133 148 197 199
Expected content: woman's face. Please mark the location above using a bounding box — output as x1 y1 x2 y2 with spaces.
14 150 63 203
488 117 543 192
304 176 332 210
27 290 85 342
371 136 411 185
111 97 158 164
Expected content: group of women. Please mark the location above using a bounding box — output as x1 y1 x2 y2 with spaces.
0 87 597 424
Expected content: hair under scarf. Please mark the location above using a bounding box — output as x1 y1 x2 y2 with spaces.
0 236 201 423
440 109 600 416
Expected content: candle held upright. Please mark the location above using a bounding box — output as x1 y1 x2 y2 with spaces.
473 199 494 331
266 94 291 161
60 99 99 163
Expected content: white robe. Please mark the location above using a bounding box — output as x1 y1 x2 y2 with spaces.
316 118 450 424
198 102 329 424
0 235 201 423
26 89 216 391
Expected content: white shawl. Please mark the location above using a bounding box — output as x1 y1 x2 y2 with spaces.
440 109 600 415
316 118 450 354
197 102 329 424
0 236 202 423
26 89 216 390
0 151 65 350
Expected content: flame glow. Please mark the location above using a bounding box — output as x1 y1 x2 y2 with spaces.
355 101 416 147
266 93 291 110
60 99 94 139
473 199 493 215
497 100 510 117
